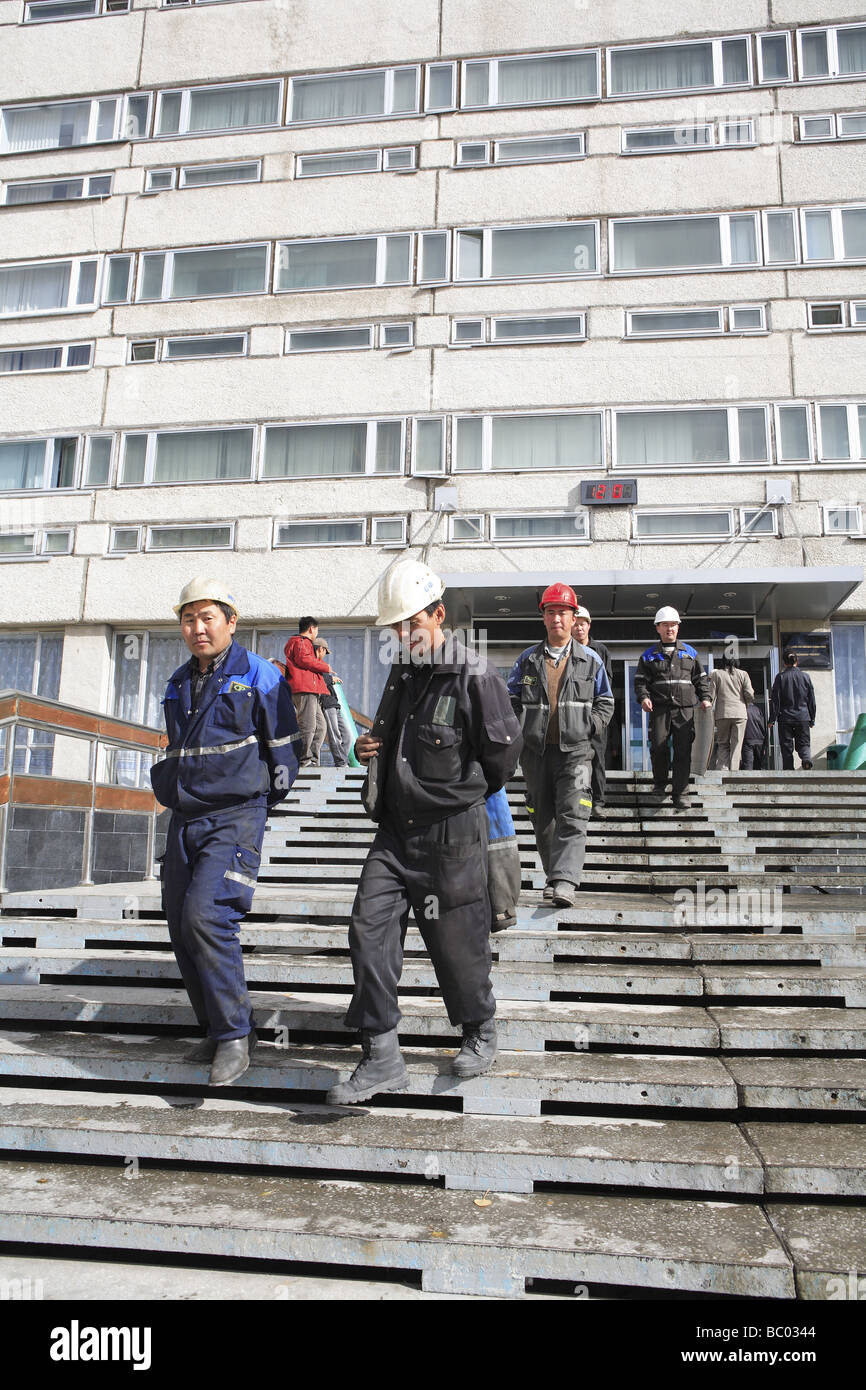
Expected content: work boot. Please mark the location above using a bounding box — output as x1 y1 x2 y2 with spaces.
491 910 516 933
326 1028 409 1105
185 1036 217 1064
551 881 578 907
451 1019 498 1078
208 1029 257 1087
542 883 555 902
672 791 691 811
802 760 813 770
646 786 667 804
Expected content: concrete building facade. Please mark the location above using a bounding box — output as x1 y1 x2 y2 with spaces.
1 0 865 777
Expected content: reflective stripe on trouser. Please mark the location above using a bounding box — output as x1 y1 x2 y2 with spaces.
714 716 747 771
778 719 811 770
293 692 326 763
521 744 593 887
162 803 267 1041
650 707 695 799
344 803 494 1034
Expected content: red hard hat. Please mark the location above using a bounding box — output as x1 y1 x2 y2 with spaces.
539 582 579 612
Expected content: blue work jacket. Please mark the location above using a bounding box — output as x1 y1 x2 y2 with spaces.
150 641 301 820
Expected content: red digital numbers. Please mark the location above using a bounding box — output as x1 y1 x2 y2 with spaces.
612 483 623 499
593 483 607 499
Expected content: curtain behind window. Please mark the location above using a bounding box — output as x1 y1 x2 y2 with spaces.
497 53 598 104
170 246 267 299
292 72 386 123
0 440 46 490
263 423 367 477
0 262 70 314
153 429 253 483
832 624 866 733
838 27 866 74
188 82 280 132
614 218 721 270
490 224 596 277
280 238 378 290
610 44 713 94
492 413 602 470
619 410 730 465
2 101 90 152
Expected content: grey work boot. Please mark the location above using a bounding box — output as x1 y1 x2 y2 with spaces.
451 1019 498 1078
326 1028 409 1105
542 883 555 902
190 1027 256 1068
209 1029 257 1087
550 881 578 907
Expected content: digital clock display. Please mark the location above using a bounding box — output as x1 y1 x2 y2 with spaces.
580 478 638 505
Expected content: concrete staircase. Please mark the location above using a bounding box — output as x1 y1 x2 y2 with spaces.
1 768 865 1299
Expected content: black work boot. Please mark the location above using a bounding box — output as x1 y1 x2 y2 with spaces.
326 1028 409 1105
451 1019 498 1078
185 1036 217 1064
209 1029 257 1086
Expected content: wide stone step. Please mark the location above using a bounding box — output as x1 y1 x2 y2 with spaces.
744 1123 866 1196
708 1006 866 1052
0 1087 768 1194
0 1160 796 1298
724 1056 866 1111
768 1205 866 1299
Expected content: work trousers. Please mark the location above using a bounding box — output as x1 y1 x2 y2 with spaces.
714 716 747 771
590 727 607 805
779 719 812 770
162 802 267 1041
344 803 493 1034
293 692 327 764
740 740 766 770
323 704 351 765
650 706 695 800
521 743 593 888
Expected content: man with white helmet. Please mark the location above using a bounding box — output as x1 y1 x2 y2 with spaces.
151 578 300 1086
327 558 523 1105
506 583 614 907
634 606 712 810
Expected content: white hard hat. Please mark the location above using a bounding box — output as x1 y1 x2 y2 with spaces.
575 606 591 621
376 559 445 627
173 576 239 618
654 606 680 624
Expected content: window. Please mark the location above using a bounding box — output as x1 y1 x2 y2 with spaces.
798 112 866 141
0 529 72 558
129 340 157 362
0 631 63 775
608 36 751 97
0 257 99 317
118 428 255 485
0 94 149 153
277 234 412 291
494 133 585 164
275 519 366 546
448 515 484 542
289 66 419 125
263 420 403 479
816 404 866 461
450 313 586 345
286 325 373 352
757 32 793 84
762 210 800 265
775 405 813 463
103 255 133 305
454 412 603 472
147 524 233 551
144 169 176 193
633 510 734 540
426 63 457 112
614 407 769 469
491 512 590 543
797 25 866 81
23 0 128 19
137 244 269 301
83 436 114 487
180 161 261 188
109 527 141 552
611 213 759 272
461 50 600 108
412 418 445 476
454 222 598 280
3 173 112 205
832 623 866 736
296 146 416 178
807 300 866 330
372 516 407 546
621 119 755 153
155 82 281 137
164 334 248 360
456 141 490 166
625 304 766 337
824 505 862 535
0 341 92 373
801 206 866 263
741 507 777 535
381 322 413 348
0 436 79 492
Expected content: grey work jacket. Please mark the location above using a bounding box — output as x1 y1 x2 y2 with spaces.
507 641 614 757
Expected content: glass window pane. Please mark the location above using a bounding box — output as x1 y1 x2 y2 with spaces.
464 62 489 106
610 42 713 95
164 335 246 359
459 142 487 163
120 435 147 484
810 303 844 326
292 71 386 123
0 533 36 554
51 437 77 488
454 417 483 472
629 309 722 335
85 437 112 486
777 406 811 461
493 514 585 540
125 95 150 141
0 440 46 490
391 67 419 113
841 208 866 259
760 34 790 82
489 223 596 277
614 217 721 271
75 261 98 304
153 429 253 483
0 261 71 315
618 409 730 465
804 211 835 260
495 134 584 162
169 246 268 299
427 64 455 109
765 211 797 262
820 405 850 458
729 215 759 264
414 418 443 474
826 508 859 533
187 82 279 133
832 624 866 734
456 230 483 279
43 532 71 554
139 254 166 300
730 307 764 330
838 114 866 136
858 405 866 459
149 526 232 550
105 255 131 303
67 343 93 367
277 521 365 546
742 509 775 534
451 516 482 540
2 100 91 153
111 528 139 552
420 232 448 281
738 408 768 462
299 151 380 177
181 162 260 186
383 235 411 284
95 99 117 143
492 314 585 340
146 171 175 190
280 238 377 290
838 26 866 76
496 52 598 105
374 519 404 541
636 511 730 537
801 115 834 139
800 31 829 77
0 347 61 372
263 423 368 478
381 323 412 347
157 92 182 136
454 320 484 342
491 413 601 470
384 147 414 169
624 125 711 151
721 38 749 85
287 327 372 352
374 421 402 474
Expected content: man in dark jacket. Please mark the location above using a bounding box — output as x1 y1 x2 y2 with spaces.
327 559 523 1105
572 604 613 812
770 651 816 769
741 699 768 769
634 606 712 810
284 617 331 766
507 583 614 907
151 577 300 1086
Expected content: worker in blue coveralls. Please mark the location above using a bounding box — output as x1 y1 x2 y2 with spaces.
150 577 301 1086
633 606 712 810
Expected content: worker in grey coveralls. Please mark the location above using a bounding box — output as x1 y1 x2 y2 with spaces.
507 582 614 908
327 558 523 1105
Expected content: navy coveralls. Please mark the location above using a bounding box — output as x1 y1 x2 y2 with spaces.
770 665 816 769
633 642 710 799
150 642 300 1041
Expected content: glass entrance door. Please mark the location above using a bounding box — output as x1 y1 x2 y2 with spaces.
623 659 650 771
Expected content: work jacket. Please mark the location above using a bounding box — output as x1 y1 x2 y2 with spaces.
151 641 300 820
506 640 614 756
362 633 522 829
709 665 754 720
770 666 816 725
283 633 329 696
634 642 710 711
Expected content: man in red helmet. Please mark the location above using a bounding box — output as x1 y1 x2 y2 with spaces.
507 584 614 907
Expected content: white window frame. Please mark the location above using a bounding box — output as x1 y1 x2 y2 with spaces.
178 159 262 188
455 140 491 168
620 118 755 154
796 24 866 82
0 255 101 319
450 313 587 346
371 515 408 547
273 517 367 548
154 80 284 139
624 304 767 338
145 522 236 553
23 0 128 20
287 66 420 127
756 31 793 85
380 321 413 349
491 511 591 545
823 503 863 535
0 340 93 374
143 168 176 193
773 403 814 464
761 209 801 265
493 132 586 164
162 332 249 361
128 339 158 363
276 233 412 294
612 405 771 472
816 402 866 462
453 410 605 473
460 48 601 110
807 300 847 330
800 204 866 263
40 529 74 555
2 172 113 205
610 211 761 275
108 525 142 554
606 35 753 99
261 419 406 482
448 514 485 543
296 148 384 179
425 62 457 112
0 435 81 493
454 220 600 282
0 94 150 154
118 426 256 488
285 324 374 353
631 508 736 542
729 303 768 333
410 417 445 476
135 242 271 303
740 506 778 536
0 531 38 560
450 318 486 346
83 435 115 488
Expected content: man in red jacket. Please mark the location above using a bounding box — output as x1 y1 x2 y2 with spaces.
283 616 332 766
